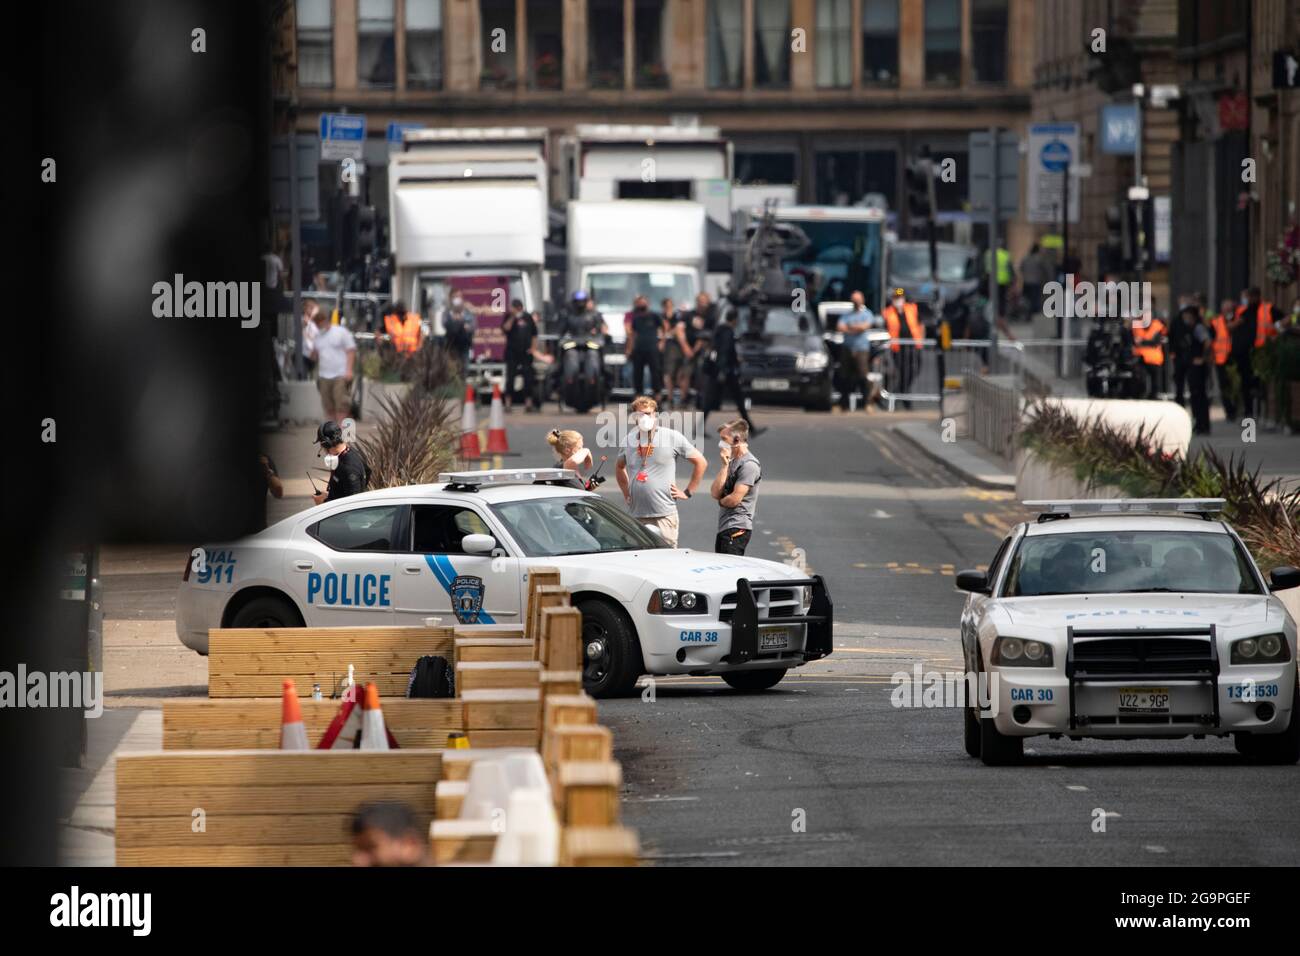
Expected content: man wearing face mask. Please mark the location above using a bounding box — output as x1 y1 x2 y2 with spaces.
710 420 761 555
313 420 371 505
615 396 707 547
882 287 924 405
442 293 475 370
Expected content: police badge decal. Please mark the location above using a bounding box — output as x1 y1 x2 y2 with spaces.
450 574 486 624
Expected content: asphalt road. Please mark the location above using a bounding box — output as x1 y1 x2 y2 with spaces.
96 404 1300 865
568 406 1300 867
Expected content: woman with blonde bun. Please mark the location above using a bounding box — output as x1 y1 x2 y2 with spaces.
547 428 594 483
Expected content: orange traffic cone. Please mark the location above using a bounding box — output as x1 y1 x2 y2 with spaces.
280 679 309 750
359 683 390 751
485 383 512 454
459 384 481 460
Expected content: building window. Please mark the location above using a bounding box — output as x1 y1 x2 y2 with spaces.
754 0 791 89
479 0 516 89
735 150 798 185
707 0 744 89
634 0 670 89
588 0 625 89
971 0 1007 83
924 0 961 86
815 149 896 207
526 0 563 90
406 0 444 90
816 0 852 89
861 0 898 86
357 0 395 89
297 0 333 88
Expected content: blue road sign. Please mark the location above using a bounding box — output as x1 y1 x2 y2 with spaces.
319 113 366 160
1101 103 1140 155
1041 140 1071 172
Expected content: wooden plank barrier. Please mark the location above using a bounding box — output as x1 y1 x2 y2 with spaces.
453 637 533 663
460 688 542 748
162 698 462 750
208 626 454 698
532 587 571 664
524 567 562 645
562 826 641 866
455 659 542 691
555 761 622 827
115 749 441 866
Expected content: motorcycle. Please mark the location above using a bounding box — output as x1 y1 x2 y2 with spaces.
559 334 605 413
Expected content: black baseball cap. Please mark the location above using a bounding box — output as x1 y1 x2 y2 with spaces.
316 420 343 447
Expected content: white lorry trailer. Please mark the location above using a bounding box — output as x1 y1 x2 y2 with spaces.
566 199 708 350
388 127 549 350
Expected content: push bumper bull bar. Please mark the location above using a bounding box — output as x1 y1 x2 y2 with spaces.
728 575 833 665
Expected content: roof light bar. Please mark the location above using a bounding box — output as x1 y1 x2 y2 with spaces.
1024 498 1226 520
440 468 577 489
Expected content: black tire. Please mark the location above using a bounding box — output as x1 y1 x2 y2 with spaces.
976 651 1022 765
721 668 787 691
229 593 302 629
577 599 643 699
964 703 982 758
1235 672 1300 765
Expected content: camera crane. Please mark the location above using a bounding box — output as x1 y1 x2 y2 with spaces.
728 201 811 334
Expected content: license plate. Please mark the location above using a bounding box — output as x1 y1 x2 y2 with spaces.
1118 686 1170 714
759 628 791 651
752 378 790 391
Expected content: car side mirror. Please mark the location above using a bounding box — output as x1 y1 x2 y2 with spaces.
1269 566 1300 592
955 569 990 594
461 533 497 556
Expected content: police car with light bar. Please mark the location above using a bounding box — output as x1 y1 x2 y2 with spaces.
955 499 1300 765
176 468 832 697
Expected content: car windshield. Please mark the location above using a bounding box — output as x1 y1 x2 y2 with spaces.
743 306 820 336
1002 530 1262 597
890 245 976 282
491 495 664 557
587 271 696 314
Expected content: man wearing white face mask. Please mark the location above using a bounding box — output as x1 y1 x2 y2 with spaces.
615 395 707 547
313 420 371 505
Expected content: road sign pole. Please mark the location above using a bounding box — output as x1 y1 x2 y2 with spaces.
1060 156 1070 379
988 127 1000 355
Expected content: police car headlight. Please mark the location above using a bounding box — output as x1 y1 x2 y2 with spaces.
992 637 1053 667
796 351 828 371
647 589 707 614
1232 633 1289 665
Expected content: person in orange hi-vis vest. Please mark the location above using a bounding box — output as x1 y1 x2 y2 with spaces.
1210 297 1236 421
382 301 422 354
1131 313 1166 399
1228 286 1273 420
882 287 925 405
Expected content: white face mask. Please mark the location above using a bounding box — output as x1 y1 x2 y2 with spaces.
893 298 905 310
637 414 655 433
322 454 340 471
718 440 731 452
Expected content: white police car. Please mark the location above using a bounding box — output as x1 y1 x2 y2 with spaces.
955 499 1299 765
177 468 832 697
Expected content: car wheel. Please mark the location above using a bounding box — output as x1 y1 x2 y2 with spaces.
976 651 1022 765
577 599 643 699
229 594 302 629
964 703 982 758
1235 672 1300 765
721 668 787 692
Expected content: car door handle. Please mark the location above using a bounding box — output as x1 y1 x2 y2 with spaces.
293 560 314 571
402 564 423 574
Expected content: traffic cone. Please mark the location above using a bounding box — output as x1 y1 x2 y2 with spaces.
485 383 512 454
459 384 481 460
359 683 391 751
280 679 309 750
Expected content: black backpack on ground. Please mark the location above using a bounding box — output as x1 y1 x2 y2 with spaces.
406 655 455 698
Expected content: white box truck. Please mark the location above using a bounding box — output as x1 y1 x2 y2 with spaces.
566 199 707 350
388 127 549 357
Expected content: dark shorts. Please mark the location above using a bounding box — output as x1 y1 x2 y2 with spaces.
715 528 752 555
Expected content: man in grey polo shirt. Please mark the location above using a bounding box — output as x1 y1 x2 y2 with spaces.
710 419 761 555
615 395 707 547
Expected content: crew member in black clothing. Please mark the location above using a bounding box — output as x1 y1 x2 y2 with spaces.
502 299 540 412
701 307 766 437
313 420 370 504
626 295 663 397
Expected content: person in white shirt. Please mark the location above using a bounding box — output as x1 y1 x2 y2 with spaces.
301 300 321 374
309 309 356 424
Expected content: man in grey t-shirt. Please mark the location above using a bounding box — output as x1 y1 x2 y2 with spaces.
710 419 761 555
615 396 707 548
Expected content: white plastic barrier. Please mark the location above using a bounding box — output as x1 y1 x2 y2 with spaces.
461 752 559 866
1041 397 1192 455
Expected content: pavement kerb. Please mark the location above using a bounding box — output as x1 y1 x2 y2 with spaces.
890 422 1016 491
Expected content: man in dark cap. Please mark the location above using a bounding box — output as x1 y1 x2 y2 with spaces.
313 420 370 505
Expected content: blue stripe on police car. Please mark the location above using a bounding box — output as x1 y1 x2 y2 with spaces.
306 571 392 607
